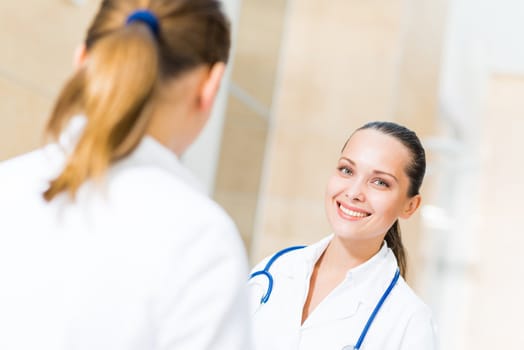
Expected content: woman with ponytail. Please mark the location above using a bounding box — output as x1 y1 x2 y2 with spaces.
0 1 252 349
248 121 437 349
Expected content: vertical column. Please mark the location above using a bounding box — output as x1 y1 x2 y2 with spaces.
213 0 288 248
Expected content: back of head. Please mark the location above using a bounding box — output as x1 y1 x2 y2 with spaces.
44 0 230 201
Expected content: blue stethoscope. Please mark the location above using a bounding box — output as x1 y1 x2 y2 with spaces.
249 245 401 350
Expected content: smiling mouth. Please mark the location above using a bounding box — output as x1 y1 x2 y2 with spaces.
338 203 371 218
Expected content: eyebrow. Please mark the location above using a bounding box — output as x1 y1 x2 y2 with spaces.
339 157 399 183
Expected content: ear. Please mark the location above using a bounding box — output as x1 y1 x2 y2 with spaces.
73 43 88 69
399 194 421 219
198 62 226 112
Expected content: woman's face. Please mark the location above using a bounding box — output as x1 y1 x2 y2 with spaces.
325 129 421 243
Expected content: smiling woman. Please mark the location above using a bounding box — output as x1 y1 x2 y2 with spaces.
327 122 426 278
248 121 436 350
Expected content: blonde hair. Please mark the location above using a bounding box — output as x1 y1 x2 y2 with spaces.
44 0 230 201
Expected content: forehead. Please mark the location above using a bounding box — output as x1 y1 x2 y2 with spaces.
342 129 412 174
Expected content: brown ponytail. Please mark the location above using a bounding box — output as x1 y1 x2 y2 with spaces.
384 220 406 277
42 0 231 201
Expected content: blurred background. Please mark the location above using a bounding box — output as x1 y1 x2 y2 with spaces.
1 0 523 348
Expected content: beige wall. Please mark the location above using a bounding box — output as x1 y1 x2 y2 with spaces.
0 2 99 161
467 74 524 349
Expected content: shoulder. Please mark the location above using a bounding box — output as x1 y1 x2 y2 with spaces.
249 235 332 282
110 162 243 245
250 236 329 274
392 278 433 316
0 146 62 199
0 146 57 179
107 162 227 220
388 278 438 348
103 164 248 280
250 247 299 273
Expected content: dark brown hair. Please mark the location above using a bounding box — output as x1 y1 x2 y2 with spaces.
350 121 426 277
44 0 230 201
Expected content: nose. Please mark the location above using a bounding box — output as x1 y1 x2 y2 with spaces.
344 178 366 202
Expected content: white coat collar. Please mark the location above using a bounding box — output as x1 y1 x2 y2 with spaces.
126 136 205 193
346 242 399 307
296 235 400 326
49 115 204 194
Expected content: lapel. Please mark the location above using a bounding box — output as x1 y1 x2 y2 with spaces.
301 242 399 329
300 279 362 329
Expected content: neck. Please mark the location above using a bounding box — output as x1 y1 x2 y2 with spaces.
146 68 207 156
321 235 384 272
146 97 194 156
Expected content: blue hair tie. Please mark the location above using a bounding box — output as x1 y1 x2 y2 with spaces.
125 9 160 37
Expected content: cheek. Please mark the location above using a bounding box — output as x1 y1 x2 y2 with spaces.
369 192 404 217
325 176 343 200
324 177 340 215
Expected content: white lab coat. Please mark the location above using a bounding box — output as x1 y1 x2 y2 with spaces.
248 236 437 350
0 125 252 350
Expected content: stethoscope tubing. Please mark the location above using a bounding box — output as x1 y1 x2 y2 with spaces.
249 245 401 350
249 245 306 304
353 268 400 349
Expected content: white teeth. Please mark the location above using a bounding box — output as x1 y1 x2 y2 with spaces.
339 205 368 217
